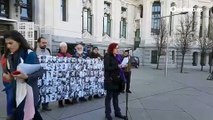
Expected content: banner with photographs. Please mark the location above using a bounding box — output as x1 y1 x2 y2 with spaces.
38 56 105 103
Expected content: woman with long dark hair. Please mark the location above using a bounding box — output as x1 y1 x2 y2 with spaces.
3 30 43 120
104 43 126 120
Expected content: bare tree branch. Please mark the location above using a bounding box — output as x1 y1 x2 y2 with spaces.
155 19 168 69
175 15 197 73
198 29 212 71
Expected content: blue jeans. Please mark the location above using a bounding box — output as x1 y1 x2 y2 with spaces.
5 87 14 117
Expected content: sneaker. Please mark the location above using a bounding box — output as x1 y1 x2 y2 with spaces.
105 115 113 120
88 96 93 100
94 94 101 99
65 99 73 105
42 107 52 111
115 114 127 119
100 94 105 97
79 97 87 102
72 98 78 104
58 100 64 108
126 90 132 93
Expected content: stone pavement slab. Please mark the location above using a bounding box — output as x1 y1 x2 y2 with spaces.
146 110 194 120
1 66 213 120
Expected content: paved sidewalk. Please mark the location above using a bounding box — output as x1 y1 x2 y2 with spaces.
1 66 213 120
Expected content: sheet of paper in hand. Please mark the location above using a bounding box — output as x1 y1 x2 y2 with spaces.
16 63 41 106
15 63 41 120
121 57 129 66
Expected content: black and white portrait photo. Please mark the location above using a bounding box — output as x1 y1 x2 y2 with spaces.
38 56 105 103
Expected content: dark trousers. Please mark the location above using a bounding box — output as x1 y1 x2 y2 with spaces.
105 90 121 116
42 102 49 108
5 88 14 117
58 99 70 104
124 72 131 91
11 99 43 120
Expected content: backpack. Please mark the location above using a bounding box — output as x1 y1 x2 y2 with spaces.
46 48 51 54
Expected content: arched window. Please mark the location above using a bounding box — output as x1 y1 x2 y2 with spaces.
208 7 213 37
20 0 32 21
151 1 161 35
82 8 93 34
0 0 9 18
199 7 204 38
103 2 111 36
120 7 127 38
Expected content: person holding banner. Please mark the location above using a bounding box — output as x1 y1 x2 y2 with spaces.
56 42 73 107
88 46 103 100
35 37 51 56
3 30 43 120
104 43 127 120
72 43 88 102
35 37 52 111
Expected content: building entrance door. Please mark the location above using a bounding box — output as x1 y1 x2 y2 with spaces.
151 50 158 64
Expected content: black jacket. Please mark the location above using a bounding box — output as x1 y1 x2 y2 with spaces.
6 49 44 107
104 53 121 91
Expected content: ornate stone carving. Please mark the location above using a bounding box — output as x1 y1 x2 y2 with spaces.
82 31 92 40
121 11 127 18
104 3 111 14
103 34 111 41
82 0 92 9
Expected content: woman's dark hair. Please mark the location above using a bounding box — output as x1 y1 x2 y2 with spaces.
107 43 118 54
4 30 31 56
92 46 98 51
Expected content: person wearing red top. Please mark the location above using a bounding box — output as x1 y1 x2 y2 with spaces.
1 54 14 120
56 42 72 107
56 42 72 57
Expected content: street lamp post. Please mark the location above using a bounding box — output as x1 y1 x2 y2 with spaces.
158 12 188 77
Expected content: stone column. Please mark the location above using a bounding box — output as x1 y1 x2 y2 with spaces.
111 0 121 42
44 0 54 26
34 0 44 25
139 0 154 47
210 8 213 39
202 7 209 36
126 4 135 45
194 7 201 37
9 0 19 21
93 0 104 42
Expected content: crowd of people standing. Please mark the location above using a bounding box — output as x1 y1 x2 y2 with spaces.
1 30 133 120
